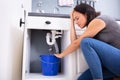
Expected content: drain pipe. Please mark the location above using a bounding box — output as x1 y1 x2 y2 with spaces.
46 30 63 45
46 31 56 46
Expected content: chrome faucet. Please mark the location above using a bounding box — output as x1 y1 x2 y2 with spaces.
53 7 60 14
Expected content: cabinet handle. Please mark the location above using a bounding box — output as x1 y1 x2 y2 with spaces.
45 21 51 24
20 18 25 27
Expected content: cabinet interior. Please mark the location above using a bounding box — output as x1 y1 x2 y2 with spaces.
26 29 65 74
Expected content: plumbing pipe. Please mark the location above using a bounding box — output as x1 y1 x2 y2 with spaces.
55 35 62 38
46 32 56 45
54 41 59 53
46 30 62 45
55 30 63 35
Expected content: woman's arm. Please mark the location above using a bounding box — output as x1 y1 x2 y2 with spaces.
54 19 106 58
70 10 77 42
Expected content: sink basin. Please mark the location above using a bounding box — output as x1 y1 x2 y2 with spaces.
28 12 70 18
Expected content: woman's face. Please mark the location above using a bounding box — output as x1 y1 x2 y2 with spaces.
73 11 87 28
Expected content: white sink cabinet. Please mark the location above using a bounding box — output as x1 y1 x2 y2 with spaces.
22 15 77 80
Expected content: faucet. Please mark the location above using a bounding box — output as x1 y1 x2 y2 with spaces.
53 7 60 14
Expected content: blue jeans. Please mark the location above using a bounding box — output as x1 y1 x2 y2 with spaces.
78 38 120 80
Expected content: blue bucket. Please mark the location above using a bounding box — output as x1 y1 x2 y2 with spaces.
40 54 60 76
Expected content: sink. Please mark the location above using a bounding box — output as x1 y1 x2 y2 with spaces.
28 12 70 18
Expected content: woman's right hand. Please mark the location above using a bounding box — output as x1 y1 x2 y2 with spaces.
54 53 63 58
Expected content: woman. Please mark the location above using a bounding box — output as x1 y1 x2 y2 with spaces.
54 3 120 80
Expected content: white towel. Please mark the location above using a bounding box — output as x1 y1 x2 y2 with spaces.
58 0 74 6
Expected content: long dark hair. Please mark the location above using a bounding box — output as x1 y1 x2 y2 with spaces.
74 3 100 26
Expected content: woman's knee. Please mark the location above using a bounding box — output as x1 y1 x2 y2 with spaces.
80 38 93 47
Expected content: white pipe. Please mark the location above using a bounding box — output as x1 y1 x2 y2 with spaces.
46 30 62 46
55 35 62 38
46 32 55 45
55 30 63 35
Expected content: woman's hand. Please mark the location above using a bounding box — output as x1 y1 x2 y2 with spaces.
54 53 63 58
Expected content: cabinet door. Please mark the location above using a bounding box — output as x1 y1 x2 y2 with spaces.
0 0 25 80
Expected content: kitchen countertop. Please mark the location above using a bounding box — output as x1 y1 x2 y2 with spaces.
28 12 120 21
28 12 70 18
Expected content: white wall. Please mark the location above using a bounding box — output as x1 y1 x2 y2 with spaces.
0 0 12 80
95 0 120 19
32 0 120 19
